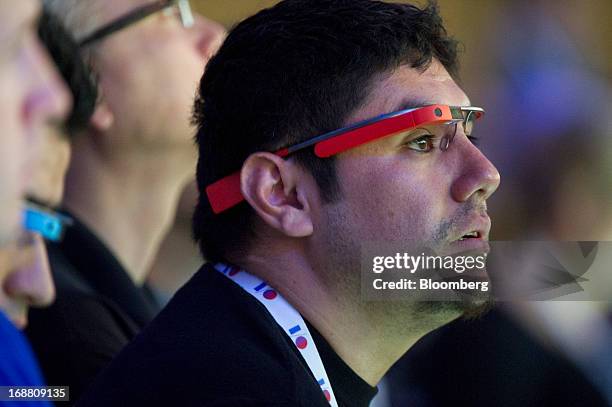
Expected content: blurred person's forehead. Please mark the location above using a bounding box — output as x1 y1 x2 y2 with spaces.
0 1 39 39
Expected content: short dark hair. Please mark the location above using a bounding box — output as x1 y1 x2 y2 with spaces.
193 0 459 262
38 8 97 133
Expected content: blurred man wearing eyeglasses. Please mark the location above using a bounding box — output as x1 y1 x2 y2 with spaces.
0 0 70 247
25 0 225 402
0 0 70 396
0 0 70 328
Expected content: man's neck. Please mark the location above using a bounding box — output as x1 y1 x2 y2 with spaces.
240 249 455 387
63 138 195 284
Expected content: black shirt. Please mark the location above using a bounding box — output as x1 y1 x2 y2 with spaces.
385 308 609 407
77 264 377 406
25 213 160 404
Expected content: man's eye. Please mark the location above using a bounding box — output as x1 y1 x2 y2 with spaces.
406 134 435 152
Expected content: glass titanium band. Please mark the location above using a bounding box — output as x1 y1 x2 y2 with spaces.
205 104 484 214
78 0 193 47
310 105 482 158
22 202 73 242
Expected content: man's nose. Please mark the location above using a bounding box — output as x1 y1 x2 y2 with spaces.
190 13 226 60
450 134 501 203
4 233 55 308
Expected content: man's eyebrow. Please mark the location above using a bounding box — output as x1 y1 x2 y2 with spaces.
392 98 434 112
391 98 473 112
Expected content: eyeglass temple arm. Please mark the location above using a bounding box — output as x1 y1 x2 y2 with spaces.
204 147 289 215
78 0 169 47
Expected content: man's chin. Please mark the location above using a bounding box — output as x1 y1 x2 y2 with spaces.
411 301 464 326
3 308 28 330
460 297 494 320
413 296 494 323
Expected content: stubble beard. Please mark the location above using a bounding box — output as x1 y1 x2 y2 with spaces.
320 202 493 332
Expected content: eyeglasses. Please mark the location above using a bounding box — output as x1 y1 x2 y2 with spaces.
206 104 484 214
78 0 194 47
23 201 73 243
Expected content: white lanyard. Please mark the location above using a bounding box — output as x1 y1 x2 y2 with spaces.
215 263 338 406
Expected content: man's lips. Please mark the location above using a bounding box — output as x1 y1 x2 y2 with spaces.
453 215 491 242
445 215 492 254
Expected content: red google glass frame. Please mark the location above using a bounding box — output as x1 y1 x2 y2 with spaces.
206 104 484 214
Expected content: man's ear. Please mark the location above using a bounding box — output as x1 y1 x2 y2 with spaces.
241 152 314 237
90 100 114 131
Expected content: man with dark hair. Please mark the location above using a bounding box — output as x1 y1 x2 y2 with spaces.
79 1 499 406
